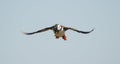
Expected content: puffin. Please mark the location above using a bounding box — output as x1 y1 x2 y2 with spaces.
23 24 94 40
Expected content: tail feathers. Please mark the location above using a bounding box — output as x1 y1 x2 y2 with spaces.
55 35 67 40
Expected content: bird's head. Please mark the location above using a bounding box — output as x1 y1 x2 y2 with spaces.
54 24 62 33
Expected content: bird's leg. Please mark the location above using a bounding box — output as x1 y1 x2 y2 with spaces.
62 35 67 40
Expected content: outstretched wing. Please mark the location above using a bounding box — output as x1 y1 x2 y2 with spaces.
64 27 94 34
23 26 53 35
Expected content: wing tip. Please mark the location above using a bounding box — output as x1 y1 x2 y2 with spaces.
88 28 94 33
22 32 28 35
91 28 94 32
82 28 94 34
22 32 32 35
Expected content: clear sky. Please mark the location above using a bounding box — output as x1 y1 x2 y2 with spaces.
0 0 120 64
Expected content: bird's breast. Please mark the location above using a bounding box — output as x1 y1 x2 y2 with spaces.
55 31 65 37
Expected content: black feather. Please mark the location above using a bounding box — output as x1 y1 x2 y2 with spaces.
23 26 53 35
64 27 94 34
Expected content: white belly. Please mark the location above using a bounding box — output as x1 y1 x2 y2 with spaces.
55 31 65 37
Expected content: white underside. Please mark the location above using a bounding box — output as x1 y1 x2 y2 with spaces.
54 31 65 37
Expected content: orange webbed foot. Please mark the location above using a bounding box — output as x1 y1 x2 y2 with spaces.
62 35 67 41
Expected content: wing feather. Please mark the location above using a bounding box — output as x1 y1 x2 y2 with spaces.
64 27 94 34
23 26 53 35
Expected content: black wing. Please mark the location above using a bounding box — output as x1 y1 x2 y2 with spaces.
64 27 94 34
23 26 53 35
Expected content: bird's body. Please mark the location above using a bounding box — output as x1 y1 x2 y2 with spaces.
54 30 65 37
23 24 94 40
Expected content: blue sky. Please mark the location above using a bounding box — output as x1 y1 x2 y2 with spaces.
0 0 120 64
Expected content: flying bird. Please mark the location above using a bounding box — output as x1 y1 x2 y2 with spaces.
23 24 94 40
